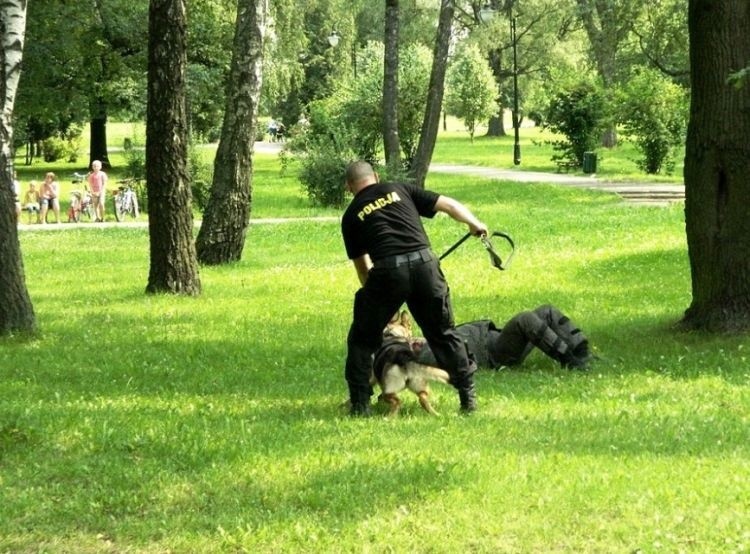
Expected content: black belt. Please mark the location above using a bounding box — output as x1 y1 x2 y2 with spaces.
373 248 433 269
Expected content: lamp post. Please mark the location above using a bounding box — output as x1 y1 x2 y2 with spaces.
510 14 521 165
480 3 520 165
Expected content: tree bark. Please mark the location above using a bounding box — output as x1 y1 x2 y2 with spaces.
0 0 36 335
89 0 111 168
89 103 110 169
408 0 454 188
485 48 507 137
681 0 750 332
145 0 201 295
382 0 401 169
195 0 267 265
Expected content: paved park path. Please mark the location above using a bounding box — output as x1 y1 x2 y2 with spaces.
429 163 685 207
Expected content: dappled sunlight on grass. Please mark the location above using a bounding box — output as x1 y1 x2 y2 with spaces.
4 156 748 553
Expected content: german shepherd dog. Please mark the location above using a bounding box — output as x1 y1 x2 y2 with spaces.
373 311 451 416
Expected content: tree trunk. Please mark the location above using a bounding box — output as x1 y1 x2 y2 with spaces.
408 0 454 188
0 0 36 335
576 0 641 148
486 48 507 137
89 104 110 169
681 0 750 332
486 114 506 137
195 0 267 265
145 0 201 295
382 0 401 169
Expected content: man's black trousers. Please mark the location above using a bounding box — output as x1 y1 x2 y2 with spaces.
344 253 474 405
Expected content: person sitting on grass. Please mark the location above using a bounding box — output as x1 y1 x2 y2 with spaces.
23 181 41 224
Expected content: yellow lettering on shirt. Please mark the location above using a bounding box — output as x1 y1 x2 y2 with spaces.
357 191 402 221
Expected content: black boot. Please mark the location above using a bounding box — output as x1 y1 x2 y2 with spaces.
559 349 590 371
349 400 372 417
457 377 477 413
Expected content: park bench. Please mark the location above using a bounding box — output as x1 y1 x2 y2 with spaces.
555 160 579 173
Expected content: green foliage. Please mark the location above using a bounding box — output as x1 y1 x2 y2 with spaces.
40 125 82 163
122 130 146 182
188 143 214 214
728 66 750 89
298 138 354 209
618 68 688 175
288 41 432 206
290 41 431 175
445 44 498 141
544 81 606 166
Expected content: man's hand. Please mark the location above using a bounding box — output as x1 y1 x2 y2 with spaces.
469 221 488 237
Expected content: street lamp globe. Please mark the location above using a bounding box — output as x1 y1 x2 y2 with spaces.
479 4 496 23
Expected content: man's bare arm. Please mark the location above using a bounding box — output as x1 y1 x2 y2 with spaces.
434 195 488 236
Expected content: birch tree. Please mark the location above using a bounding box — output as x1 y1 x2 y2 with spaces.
195 0 267 265
0 0 35 335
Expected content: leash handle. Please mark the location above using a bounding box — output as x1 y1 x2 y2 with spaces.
481 231 515 270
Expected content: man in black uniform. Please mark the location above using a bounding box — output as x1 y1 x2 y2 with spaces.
341 160 488 416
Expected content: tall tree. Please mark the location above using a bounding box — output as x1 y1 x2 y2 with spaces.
145 0 201 294
409 0 454 188
195 0 267 265
681 0 750 332
575 0 641 146
383 0 401 168
0 0 35 334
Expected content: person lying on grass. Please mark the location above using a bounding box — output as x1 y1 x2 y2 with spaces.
397 305 594 371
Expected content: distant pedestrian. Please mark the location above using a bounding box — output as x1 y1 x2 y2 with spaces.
87 160 108 222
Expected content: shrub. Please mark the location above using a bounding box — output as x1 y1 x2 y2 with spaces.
122 136 146 181
41 133 81 163
544 81 606 166
290 41 431 171
298 139 354 209
618 68 688 174
189 144 213 213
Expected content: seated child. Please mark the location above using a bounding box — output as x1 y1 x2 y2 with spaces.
23 181 41 224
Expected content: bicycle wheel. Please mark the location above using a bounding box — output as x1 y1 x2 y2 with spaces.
131 195 140 219
113 195 124 222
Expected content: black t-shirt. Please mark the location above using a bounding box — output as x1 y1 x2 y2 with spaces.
341 182 440 261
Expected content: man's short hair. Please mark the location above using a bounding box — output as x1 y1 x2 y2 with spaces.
345 160 375 185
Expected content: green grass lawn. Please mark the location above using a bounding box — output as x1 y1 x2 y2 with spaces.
2 150 748 552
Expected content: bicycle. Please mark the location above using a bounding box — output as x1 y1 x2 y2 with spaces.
112 179 141 222
68 173 94 223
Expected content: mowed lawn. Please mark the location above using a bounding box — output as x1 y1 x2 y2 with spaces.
1 150 748 553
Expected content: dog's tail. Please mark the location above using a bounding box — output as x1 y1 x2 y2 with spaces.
409 362 450 384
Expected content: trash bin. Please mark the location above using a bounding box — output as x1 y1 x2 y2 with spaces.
582 151 597 174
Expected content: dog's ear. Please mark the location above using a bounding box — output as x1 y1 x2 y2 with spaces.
388 312 400 325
